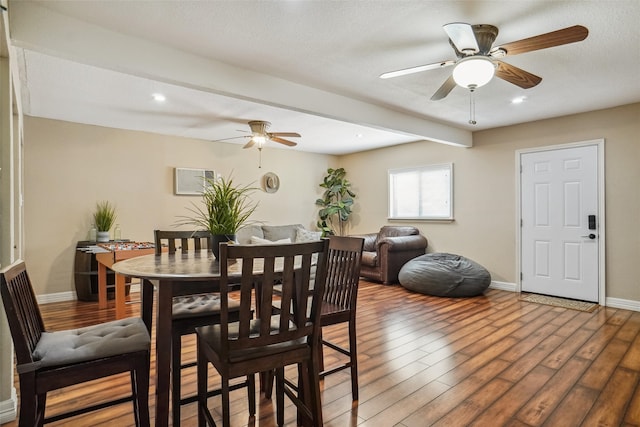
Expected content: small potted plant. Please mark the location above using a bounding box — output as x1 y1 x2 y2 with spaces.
93 201 117 242
177 174 258 258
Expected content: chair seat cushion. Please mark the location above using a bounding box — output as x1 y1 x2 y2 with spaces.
399 253 491 297
196 317 307 363
33 317 150 368
172 293 241 319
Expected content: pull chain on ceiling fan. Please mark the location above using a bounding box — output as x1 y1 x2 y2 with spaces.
380 23 588 124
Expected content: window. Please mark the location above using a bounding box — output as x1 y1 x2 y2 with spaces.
388 163 453 220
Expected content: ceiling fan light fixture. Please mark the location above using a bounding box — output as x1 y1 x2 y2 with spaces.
252 135 267 146
452 56 496 89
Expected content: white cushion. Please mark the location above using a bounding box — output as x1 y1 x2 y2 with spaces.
33 317 150 368
250 236 292 245
295 228 322 242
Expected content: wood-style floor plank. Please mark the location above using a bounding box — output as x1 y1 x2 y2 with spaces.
2 280 640 426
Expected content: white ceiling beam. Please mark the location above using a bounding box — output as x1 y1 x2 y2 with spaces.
8 2 472 147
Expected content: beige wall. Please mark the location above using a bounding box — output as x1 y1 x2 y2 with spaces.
23 117 337 295
22 103 640 302
341 103 640 301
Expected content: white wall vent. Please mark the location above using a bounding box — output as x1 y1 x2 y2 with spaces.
174 168 215 195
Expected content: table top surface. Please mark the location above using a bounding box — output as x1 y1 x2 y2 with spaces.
111 249 283 280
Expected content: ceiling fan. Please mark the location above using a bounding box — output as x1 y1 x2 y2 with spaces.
224 120 301 149
215 120 300 167
380 23 589 101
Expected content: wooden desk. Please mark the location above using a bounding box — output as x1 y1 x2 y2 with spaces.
111 250 287 427
95 242 156 319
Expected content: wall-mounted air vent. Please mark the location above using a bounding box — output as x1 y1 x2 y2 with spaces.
174 168 215 195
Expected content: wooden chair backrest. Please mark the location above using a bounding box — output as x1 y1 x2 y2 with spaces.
217 240 329 360
324 236 364 310
0 261 45 368
154 230 213 255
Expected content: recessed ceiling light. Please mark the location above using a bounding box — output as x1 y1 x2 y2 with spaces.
356 133 363 138
152 93 166 102
511 96 526 104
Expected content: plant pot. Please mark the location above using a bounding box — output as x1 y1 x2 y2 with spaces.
97 231 110 243
211 234 236 259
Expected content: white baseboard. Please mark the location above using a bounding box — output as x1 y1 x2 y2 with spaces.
605 297 640 312
37 290 77 304
37 282 141 305
0 387 17 424
489 281 516 292
487 282 639 312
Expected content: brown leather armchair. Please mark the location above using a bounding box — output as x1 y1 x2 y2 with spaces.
353 226 427 284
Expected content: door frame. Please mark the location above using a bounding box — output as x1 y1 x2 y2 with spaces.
515 139 606 305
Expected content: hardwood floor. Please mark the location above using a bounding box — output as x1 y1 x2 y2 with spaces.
3 280 640 426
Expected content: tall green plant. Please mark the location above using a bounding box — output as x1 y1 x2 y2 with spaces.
177 175 258 235
93 201 117 232
315 167 356 236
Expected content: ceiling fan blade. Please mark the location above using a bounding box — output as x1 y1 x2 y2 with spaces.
430 75 457 101
493 25 588 56
211 135 250 143
243 140 255 149
380 60 455 79
270 137 298 147
443 22 479 54
269 132 301 138
494 61 542 89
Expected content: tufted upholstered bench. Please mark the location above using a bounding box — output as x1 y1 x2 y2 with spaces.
399 253 491 297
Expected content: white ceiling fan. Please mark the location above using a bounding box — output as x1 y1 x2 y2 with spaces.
380 23 588 123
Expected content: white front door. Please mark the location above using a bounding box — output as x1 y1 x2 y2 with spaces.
520 144 601 302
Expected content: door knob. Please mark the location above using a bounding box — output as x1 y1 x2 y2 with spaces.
581 234 596 239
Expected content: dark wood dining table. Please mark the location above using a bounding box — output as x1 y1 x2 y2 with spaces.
110 249 291 427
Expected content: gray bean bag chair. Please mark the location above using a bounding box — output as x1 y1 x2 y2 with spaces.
399 253 491 297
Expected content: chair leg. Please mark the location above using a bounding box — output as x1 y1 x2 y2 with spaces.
263 369 274 399
305 355 323 426
247 373 256 416
349 320 359 401
133 355 151 427
275 367 285 427
172 332 183 427
197 341 208 427
17 374 38 427
36 393 46 427
221 376 231 427
318 328 325 372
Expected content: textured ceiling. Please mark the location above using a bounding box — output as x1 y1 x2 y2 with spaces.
7 0 640 154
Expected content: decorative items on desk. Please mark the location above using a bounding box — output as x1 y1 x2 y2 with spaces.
114 224 122 241
88 225 97 242
93 201 117 243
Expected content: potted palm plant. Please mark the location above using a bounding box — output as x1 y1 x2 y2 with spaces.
93 201 117 242
316 167 356 236
177 175 258 258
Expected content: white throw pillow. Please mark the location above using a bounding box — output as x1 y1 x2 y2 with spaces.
250 236 292 245
294 229 322 265
295 229 322 242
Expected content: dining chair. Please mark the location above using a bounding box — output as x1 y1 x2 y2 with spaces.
266 235 364 401
154 229 241 427
196 239 330 427
1 261 151 427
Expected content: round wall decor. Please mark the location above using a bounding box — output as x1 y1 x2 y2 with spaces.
263 172 280 193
